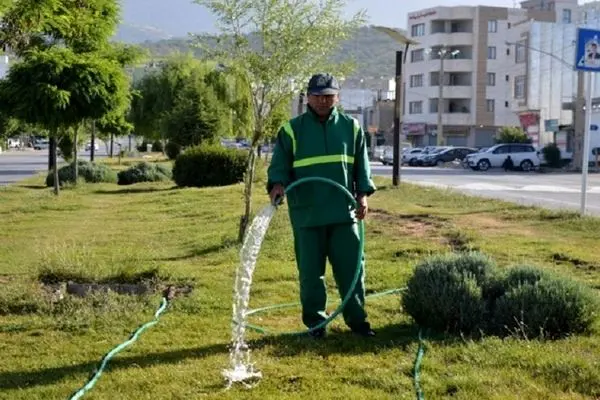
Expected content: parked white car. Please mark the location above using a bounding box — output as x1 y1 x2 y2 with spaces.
467 143 541 171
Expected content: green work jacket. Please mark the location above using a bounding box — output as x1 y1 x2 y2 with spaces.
267 106 376 228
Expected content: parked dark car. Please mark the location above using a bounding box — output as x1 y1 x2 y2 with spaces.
420 147 478 167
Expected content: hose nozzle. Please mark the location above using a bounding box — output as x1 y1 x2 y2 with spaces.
272 195 284 207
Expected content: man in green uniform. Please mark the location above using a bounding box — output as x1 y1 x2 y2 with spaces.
267 73 377 338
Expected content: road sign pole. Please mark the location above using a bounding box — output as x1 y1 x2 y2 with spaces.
574 27 600 216
581 72 594 216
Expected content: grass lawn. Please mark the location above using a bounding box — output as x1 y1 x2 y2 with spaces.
1 165 600 400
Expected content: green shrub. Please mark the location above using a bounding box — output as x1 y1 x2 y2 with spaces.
165 141 182 160
117 162 172 185
173 144 248 188
493 276 600 339
58 135 75 162
402 252 496 334
542 143 562 168
152 140 164 153
137 140 150 152
403 255 600 339
46 160 117 186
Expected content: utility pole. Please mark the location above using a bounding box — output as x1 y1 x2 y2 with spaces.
574 70 586 170
371 26 418 187
392 50 404 186
437 50 446 146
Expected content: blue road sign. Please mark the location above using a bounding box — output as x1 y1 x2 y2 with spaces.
591 124 598 131
575 28 600 72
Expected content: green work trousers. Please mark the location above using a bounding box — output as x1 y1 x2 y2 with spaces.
292 222 367 329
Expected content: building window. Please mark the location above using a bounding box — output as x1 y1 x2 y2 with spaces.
486 99 495 112
488 20 497 33
429 99 438 113
411 49 424 62
505 101 509 108
515 41 526 63
409 101 423 114
487 73 496 86
410 74 424 88
505 74 510 81
411 23 425 37
514 75 526 99
562 9 571 24
506 48 510 56
507 22 511 28
488 46 496 59
583 11 588 24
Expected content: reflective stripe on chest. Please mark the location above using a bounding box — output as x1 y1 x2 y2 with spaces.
282 119 360 168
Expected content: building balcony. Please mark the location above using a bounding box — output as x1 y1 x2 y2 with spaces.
403 112 473 126
439 86 473 99
427 32 474 47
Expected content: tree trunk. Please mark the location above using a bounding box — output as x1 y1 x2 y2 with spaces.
48 137 56 172
110 133 114 158
90 120 96 162
73 126 79 184
238 146 258 243
52 131 59 196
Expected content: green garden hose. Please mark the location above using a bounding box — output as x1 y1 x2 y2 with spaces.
242 176 407 336
68 177 426 399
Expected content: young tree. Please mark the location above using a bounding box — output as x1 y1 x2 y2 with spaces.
0 0 134 192
195 0 366 241
130 56 243 147
0 47 131 193
496 127 532 144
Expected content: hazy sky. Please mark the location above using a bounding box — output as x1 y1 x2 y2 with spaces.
121 0 552 37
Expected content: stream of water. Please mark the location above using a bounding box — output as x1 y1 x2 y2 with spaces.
222 204 277 387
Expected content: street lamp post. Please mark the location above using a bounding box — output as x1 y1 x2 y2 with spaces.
373 26 418 186
434 48 460 146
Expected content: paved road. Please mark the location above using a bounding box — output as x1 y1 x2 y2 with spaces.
3 151 600 215
371 163 600 216
0 148 111 186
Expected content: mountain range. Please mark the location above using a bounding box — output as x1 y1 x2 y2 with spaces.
113 1 408 81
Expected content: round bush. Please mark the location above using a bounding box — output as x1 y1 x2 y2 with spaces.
402 253 496 334
46 160 117 186
58 135 75 162
117 162 172 185
503 265 549 289
493 276 600 338
152 140 164 153
165 142 182 160
542 143 561 168
173 144 248 188
137 140 150 152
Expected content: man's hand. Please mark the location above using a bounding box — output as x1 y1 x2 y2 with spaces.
269 183 285 205
356 194 368 220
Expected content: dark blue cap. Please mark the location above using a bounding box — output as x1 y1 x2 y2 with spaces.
307 73 340 95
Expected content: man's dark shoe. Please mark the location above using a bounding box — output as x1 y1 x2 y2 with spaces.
350 322 376 337
308 327 326 339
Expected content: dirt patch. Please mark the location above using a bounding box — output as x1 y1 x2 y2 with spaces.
393 248 430 258
461 214 536 237
551 253 598 271
370 209 446 238
442 230 479 253
41 281 193 299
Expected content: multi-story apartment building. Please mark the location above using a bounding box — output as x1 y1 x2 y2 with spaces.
403 2 573 147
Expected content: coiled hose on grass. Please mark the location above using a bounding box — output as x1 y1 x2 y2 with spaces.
68 177 426 399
